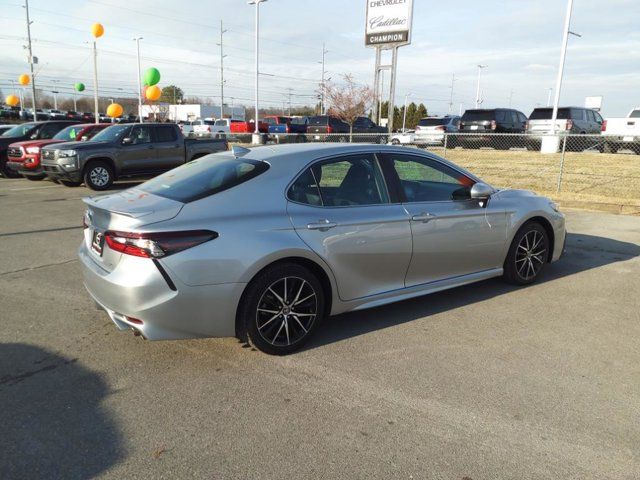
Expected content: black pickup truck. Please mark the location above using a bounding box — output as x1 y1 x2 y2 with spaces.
40 123 228 190
306 115 388 143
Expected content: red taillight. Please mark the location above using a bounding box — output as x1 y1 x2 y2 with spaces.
566 119 573 131
105 230 218 258
285 124 291 134
125 316 143 325
490 120 497 130
326 125 333 134
207 126 211 132
601 120 607 132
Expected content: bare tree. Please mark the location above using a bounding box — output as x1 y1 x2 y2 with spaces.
324 74 374 141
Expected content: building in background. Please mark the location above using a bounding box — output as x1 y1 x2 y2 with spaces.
139 104 246 122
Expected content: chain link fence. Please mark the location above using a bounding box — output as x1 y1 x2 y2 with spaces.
214 131 640 210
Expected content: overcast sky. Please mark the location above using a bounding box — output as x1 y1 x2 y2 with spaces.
1 0 638 116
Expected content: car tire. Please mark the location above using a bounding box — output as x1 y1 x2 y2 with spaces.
83 161 114 191
391 138 400 145
503 221 549 286
238 263 325 355
60 180 81 187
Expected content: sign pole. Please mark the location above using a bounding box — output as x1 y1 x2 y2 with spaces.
388 46 398 132
372 47 381 123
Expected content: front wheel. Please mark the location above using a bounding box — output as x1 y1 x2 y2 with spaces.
503 222 549 285
83 161 114 191
238 263 325 355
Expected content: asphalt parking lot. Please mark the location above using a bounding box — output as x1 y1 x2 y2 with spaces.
1 177 639 480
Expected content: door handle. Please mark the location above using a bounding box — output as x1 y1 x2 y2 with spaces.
411 212 436 222
307 219 337 231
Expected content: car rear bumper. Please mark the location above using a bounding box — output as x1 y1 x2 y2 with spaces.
79 241 245 340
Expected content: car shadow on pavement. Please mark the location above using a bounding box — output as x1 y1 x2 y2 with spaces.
307 232 640 350
0 343 122 479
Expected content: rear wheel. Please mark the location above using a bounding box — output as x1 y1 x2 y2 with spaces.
503 222 549 285
391 138 401 145
83 161 114 191
238 263 325 355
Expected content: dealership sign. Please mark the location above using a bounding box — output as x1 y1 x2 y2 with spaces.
365 0 414 47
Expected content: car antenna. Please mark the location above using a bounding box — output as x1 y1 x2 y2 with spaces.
231 145 250 158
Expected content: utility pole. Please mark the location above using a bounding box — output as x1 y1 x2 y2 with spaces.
218 20 227 119
286 87 292 116
52 90 59 109
508 89 514 108
24 0 37 121
249 0 267 142
546 87 553 106
319 42 328 115
133 36 143 123
448 73 456 114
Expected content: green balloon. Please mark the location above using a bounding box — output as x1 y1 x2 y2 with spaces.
143 68 161 87
75 82 85 92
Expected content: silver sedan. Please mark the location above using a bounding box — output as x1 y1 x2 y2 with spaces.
80 144 565 355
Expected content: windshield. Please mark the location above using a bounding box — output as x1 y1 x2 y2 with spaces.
140 155 270 203
1 123 37 138
90 124 129 142
418 118 447 126
53 125 83 141
529 108 570 120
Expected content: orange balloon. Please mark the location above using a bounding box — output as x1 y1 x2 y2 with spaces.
91 23 104 38
5 94 20 107
106 103 123 118
18 74 30 86
145 85 161 101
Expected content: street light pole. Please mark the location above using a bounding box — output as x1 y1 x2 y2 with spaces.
449 73 456 114
475 64 487 109
52 90 59 109
24 0 37 121
402 93 412 132
319 43 328 115
546 87 553 107
133 36 143 123
218 20 227 120
249 0 267 141
550 0 575 134
92 40 99 124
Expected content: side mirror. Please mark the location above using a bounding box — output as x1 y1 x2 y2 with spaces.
121 137 133 145
470 182 494 207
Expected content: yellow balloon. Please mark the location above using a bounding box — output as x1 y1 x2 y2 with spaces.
91 23 104 38
5 94 20 107
18 74 30 86
106 103 123 118
145 85 161 101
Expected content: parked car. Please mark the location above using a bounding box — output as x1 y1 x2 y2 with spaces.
600 107 640 154
265 115 308 143
0 120 77 178
178 120 197 137
193 119 217 137
307 115 388 143
525 107 603 151
414 116 460 146
65 110 82 121
6 123 110 180
79 143 565 355
389 129 415 145
458 109 527 149
21 108 50 121
1 106 21 120
41 122 228 190
45 109 66 120
231 119 268 134
81 112 96 122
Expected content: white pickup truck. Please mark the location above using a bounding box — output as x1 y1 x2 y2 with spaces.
601 108 640 154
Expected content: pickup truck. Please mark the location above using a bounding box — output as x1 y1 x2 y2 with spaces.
601 108 640 154
0 120 77 178
306 115 388 143
40 122 228 190
265 115 308 143
193 119 217 137
6 123 109 180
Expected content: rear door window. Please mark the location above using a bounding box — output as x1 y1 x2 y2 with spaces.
154 125 178 142
418 118 446 127
462 110 495 121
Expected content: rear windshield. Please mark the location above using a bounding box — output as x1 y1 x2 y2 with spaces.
139 155 270 203
308 116 328 125
291 117 308 125
461 110 495 121
529 108 570 120
418 118 446 126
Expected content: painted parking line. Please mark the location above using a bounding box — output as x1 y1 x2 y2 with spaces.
9 185 61 192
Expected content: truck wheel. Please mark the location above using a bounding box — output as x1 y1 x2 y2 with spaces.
84 161 114 191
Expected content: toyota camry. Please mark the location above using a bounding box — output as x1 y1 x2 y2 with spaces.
80 144 565 355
